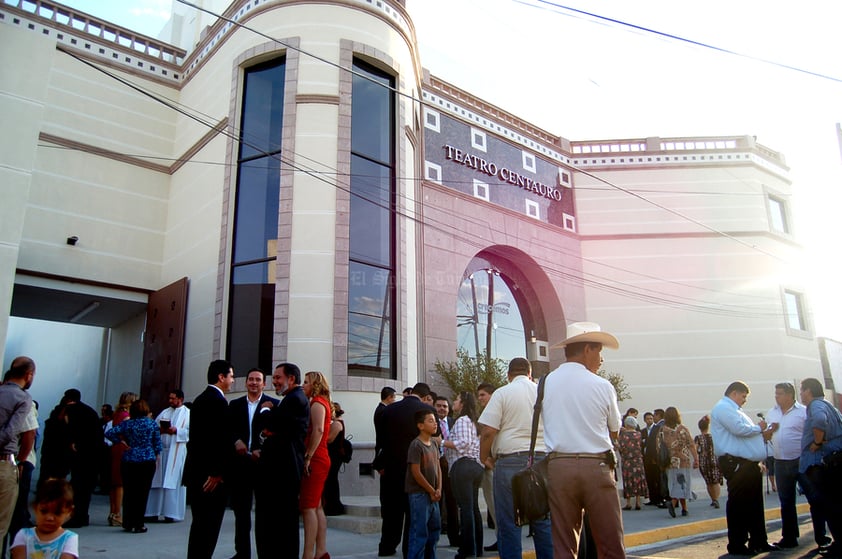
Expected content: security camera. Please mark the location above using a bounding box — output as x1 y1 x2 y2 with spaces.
66 236 79 246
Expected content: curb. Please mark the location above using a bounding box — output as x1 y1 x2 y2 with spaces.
514 503 810 559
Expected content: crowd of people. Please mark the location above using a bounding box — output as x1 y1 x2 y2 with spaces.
3 322 842 559
0 357 352 559
370 323 842 559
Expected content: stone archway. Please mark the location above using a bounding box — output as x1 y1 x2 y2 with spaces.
456 246 566 378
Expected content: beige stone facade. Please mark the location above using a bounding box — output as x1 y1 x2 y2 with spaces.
0 0 823 494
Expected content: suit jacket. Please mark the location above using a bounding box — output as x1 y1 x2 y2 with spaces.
183 385 232 487
229 393 280 452
258 385 309 480
375 396 436 476
643 419 664 465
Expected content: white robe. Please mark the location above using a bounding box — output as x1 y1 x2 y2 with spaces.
145 405 189 520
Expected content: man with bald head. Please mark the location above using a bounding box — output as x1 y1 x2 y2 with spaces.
0 356 36 541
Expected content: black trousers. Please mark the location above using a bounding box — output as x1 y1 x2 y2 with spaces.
229 457 259 559
323 453 345 516
254 461 301 559
186 480 228 559
643 460 663 502
440 456 459 546
69 458 97 522
121 460 156 531
719 455 767 551
379 467 410 557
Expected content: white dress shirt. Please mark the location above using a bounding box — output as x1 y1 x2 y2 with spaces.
766 401 806 460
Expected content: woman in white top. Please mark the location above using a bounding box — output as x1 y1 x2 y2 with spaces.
442 391 484 559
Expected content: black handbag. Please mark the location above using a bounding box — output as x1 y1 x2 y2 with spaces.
512 372 551 527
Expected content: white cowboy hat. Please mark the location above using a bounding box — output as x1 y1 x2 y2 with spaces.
551 321 619 350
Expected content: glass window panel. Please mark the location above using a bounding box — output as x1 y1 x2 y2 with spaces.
784 290 805 331
239 59 286 161
229 262 275 375
456 267 526 364
351 61 393 164
769 197 789 233
233 158 281 264
348 261 392 378
350 155 391 266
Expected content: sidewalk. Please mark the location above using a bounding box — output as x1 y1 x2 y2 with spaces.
69 489 807 558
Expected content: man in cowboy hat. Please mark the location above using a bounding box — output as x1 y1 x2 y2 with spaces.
543 322 625 559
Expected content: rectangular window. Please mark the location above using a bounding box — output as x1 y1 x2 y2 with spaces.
768 195 790 234
228 58 286 375
349 59 395 379
784 289 807 332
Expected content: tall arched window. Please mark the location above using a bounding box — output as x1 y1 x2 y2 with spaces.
227 57 286 375
347 59 396 379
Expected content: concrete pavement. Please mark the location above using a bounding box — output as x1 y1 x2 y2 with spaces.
64 488 811 558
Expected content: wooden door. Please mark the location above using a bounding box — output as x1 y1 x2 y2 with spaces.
140 277 189 415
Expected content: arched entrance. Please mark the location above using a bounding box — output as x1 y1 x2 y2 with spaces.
455 247 563 378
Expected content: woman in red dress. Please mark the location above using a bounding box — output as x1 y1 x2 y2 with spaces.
300 371 332 559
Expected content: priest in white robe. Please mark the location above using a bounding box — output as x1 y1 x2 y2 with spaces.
145 389 190 521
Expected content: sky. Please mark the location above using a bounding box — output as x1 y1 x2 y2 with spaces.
52 0 842 341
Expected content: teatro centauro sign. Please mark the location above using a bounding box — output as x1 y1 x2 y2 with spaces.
443 144 562 202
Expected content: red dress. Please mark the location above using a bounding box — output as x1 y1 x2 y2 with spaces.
110 410 130 485
299 396 331 509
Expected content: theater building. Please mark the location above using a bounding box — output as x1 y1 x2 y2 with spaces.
0 0 823 490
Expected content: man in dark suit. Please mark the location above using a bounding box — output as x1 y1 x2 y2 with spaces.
62 388 103 527
374 382 436 557
253 363 309 559
643 408 667 507
227 368 279 559
184 360 235 559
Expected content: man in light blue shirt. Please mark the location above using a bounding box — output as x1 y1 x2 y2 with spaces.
710 381 776 556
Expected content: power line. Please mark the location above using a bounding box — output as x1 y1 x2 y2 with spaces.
529 0 842 84
50 21 799 321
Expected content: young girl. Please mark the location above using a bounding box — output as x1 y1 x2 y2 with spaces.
11 478 79 559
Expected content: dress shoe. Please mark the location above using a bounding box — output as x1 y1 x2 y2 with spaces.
819 543 842 557
816 539 833 553
484 541 498 552
131 526 148 534
774 539 798 549
667 500 676 518
749 542 780 553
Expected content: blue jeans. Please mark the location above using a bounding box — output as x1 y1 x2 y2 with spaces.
493 454 553 559
407 492 440 559
774 458 800 542
450 458 484 557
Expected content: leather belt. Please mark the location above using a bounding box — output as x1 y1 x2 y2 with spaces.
548 452 607 460
496 451 545 459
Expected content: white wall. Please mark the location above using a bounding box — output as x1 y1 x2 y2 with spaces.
4 317 107 424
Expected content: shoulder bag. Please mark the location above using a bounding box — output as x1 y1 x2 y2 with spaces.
511 372 551 527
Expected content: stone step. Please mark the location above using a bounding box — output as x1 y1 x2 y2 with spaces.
325 497 382 534
325 512 382 534
345 501 381 517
